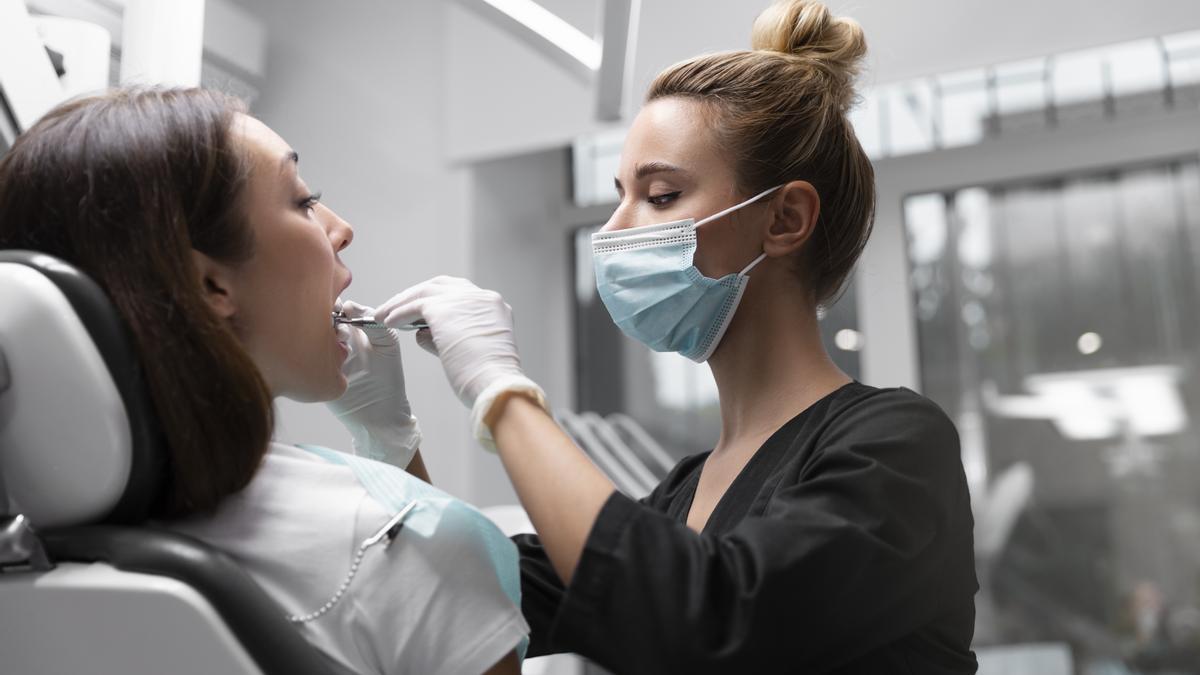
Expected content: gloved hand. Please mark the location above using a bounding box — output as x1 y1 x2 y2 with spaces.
374 277 547 451
326 300 422 468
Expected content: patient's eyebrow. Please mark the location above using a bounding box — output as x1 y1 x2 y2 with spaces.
281 150 299 171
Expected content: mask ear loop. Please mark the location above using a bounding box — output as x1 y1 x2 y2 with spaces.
739 252 769 277
696 186 781 277
694 185 783 228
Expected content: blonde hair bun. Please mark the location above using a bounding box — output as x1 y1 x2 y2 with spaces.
751 0 866 109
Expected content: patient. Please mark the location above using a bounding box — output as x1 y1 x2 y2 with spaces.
0 87 525 675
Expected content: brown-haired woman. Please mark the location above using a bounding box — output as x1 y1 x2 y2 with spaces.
372 0 978 672
0 88 525 675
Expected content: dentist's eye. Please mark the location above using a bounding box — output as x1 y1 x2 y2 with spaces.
648 191 681 206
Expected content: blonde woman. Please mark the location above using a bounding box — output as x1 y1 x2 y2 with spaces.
377 1 978 672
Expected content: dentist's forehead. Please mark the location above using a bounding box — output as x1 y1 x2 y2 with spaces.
618 98 727 180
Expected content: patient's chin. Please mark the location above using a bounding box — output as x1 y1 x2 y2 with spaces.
278 373 347 404
319 372 350 402
328 373 349 400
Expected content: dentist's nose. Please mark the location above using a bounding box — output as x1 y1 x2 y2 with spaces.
600 203 636 233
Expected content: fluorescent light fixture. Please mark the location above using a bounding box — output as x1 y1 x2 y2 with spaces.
1076 331 1102 355
477 0 600 71
1114 373 1187 437
985 366 1189 441
834 328 864 352
1030 380 1121 441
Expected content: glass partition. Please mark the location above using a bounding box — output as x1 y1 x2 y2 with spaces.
906 159 1200 673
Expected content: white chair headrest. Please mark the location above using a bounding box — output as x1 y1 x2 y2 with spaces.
0 251 164 527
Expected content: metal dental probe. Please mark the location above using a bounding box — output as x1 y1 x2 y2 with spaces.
332 311 428 331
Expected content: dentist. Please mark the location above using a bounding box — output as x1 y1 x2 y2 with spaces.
375 1 978 672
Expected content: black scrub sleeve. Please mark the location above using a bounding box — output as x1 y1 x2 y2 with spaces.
514 455 702 658
521 395 976 674
514 531 567 657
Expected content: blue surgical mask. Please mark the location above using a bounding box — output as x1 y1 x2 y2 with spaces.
592 186 781 362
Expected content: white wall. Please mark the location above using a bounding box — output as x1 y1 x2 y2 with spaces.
246 0 478 500
466 148 579 506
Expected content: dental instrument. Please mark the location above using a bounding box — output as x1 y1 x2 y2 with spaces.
331 311 428 331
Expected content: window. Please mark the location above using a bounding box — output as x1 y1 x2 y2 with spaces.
906 160 1200 673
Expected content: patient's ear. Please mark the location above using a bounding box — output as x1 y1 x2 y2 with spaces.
190 250 238 319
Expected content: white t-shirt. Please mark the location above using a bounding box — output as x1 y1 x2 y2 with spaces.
167 442 529 675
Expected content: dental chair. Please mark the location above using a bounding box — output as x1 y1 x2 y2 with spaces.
0 250 352 675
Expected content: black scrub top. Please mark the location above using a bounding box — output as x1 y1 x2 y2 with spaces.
514 382 978 674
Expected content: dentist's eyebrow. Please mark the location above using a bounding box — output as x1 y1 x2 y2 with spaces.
614 161 690 193
635 161 686 180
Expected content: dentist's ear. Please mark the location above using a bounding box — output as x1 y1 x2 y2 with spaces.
190 249 238 319
763 181 820 257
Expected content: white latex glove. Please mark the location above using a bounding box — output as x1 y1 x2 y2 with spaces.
326 300 422 468
374 277 547 451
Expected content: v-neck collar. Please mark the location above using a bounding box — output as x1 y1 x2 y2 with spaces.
677 382 855 535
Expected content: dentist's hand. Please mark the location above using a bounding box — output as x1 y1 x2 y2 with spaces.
374 277 547 450
326 300 422 468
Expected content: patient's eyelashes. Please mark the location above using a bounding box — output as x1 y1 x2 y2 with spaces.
298 191 322 213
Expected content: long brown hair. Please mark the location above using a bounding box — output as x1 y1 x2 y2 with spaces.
0 87 274 518
648 0 876 304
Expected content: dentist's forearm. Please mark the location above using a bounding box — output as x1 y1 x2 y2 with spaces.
488 393 615 585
